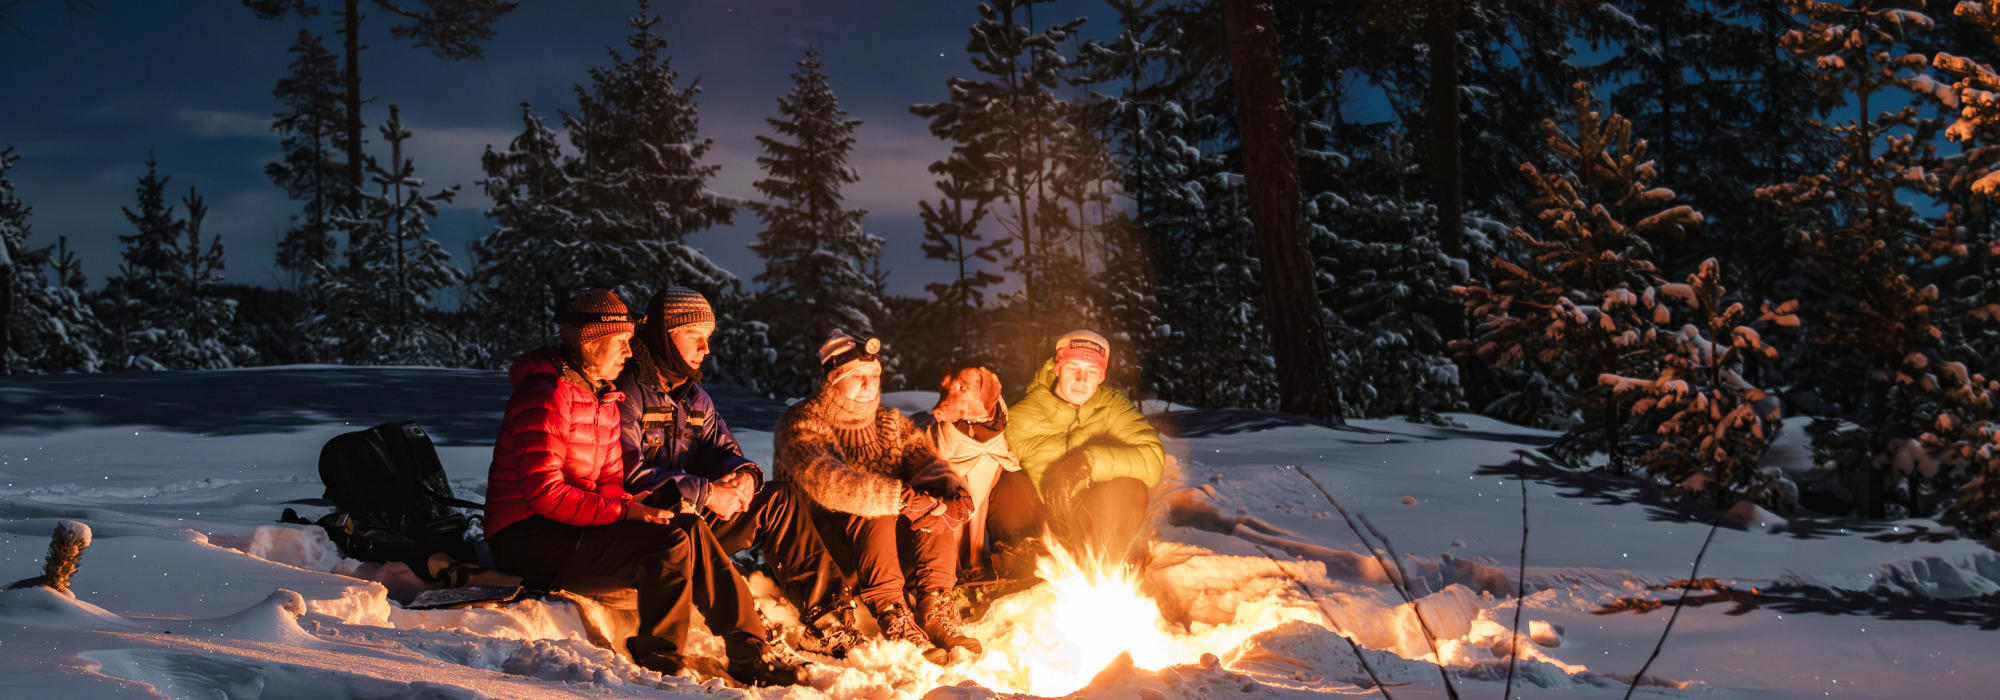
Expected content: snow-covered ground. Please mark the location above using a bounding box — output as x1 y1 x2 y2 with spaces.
1 367 1995 698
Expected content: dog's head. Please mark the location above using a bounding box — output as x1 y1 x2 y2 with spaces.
932 366 1002 424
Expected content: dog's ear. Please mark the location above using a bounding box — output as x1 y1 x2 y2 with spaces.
978 366 1002 410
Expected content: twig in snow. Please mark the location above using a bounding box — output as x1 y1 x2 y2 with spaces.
1254 543 1394 699
1359 512 1452 674
1295 466 1460 700
1624 480 1774 699
1505 455 1529 700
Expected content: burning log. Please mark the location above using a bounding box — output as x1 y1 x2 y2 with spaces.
7 520 93 594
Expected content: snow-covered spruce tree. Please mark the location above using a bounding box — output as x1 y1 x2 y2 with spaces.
1606 258 1798 506
267 29 347 293
314 105 465 366
470 103 582 366
1454 83 1702 467
912 0 1086 381
561 0 736 301
0 147 105 374
1762 0 1953 516
99 157 250 371
745 48 885 399
1308 136 1466 421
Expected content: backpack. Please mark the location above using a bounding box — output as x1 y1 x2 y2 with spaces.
316 421 483 569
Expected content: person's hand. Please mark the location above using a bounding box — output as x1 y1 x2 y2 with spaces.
623 500 679 525
1040 454 1091 527
704 472 755 521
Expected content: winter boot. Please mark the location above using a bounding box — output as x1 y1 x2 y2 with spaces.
797 598 863 659
722 632 807 687
872 601 948 665
917 588 983 654
625 635 685 677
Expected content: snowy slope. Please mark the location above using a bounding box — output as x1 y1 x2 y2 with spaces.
1 367 1994 698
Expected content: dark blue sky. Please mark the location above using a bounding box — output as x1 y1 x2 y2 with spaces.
1 0 1124 296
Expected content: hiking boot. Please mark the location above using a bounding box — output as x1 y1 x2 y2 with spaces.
723 633 807 687
625 635 685 676
872 602 947 665
797 598 863 659
916 588 983 654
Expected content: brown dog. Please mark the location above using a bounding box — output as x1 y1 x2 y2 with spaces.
932 366 1002 425
925 366 1023 573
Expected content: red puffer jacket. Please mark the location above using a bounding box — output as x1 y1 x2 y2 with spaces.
484 348 632 536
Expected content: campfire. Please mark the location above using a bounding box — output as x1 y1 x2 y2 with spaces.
961 535 1328 696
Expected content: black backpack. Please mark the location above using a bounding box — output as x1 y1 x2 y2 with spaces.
315 422 483 569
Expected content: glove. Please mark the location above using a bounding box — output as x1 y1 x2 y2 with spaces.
940 490 975 530
901 486 944 524
1039 453 1092 521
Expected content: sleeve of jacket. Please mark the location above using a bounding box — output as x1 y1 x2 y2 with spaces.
1004 394 1072 489
775 405 903 517
507 384 629 526
615 373 645 475
1079 395 1165 488
692 390 762 489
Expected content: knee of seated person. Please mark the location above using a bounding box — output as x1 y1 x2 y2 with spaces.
1093 477 1149 507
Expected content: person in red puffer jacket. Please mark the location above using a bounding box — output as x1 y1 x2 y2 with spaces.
483 289 803 687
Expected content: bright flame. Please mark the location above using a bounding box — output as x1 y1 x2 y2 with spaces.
961 537 1324 696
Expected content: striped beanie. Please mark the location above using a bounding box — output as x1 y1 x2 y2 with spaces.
558 289 636 351
646 286 715 334
1054 329 1110 373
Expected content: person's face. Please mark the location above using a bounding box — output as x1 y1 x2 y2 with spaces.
836 364 883 404
670 326 712 369
581 331 633 382
1055 361 1104 406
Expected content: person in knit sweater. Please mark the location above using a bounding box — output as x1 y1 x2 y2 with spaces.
615 286 857 658
482 290 802 687
773 330 979 663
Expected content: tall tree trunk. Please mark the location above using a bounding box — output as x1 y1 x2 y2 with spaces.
342 0 365 268
1221 0 1343 422
1427 0 1463 260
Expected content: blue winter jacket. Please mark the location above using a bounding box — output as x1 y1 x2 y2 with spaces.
614 340 761 513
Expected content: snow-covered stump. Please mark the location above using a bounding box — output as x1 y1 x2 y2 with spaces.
6 520 93 594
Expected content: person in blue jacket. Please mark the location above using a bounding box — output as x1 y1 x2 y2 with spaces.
615 286 860 658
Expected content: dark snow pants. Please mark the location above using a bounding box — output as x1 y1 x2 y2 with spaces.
703 481 845 617
804 502 957 610
487 513 761 661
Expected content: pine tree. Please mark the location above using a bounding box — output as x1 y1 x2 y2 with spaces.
247 0 515 264
912 0 1086 378
1455 83 1702 466
1 147 105 374
1764 0 1950 515
101 156 250 371
917 152 1006 370
267 28 348 292
316 105 465 366
746 48 884 398
469 102 578 365
562 0 736 300
1608 258 1797 505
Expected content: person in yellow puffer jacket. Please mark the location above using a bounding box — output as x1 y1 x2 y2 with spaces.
1004 330 1165 563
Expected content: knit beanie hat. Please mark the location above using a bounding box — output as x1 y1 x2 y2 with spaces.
558 289 636 352
818 329 882 382
647 286 716 335
1054 329 1111 373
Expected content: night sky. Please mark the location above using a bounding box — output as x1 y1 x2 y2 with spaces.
1 1 1123 297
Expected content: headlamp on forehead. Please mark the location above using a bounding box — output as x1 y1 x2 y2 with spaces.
822 337 883 371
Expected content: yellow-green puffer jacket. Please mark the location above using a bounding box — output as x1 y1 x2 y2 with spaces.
1006 358 1165 497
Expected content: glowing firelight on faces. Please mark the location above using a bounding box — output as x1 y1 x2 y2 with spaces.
960 536 1325 697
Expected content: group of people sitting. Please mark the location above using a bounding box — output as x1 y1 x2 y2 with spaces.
480 287 1167 687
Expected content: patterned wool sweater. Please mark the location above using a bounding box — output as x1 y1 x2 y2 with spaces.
774 388 966 518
